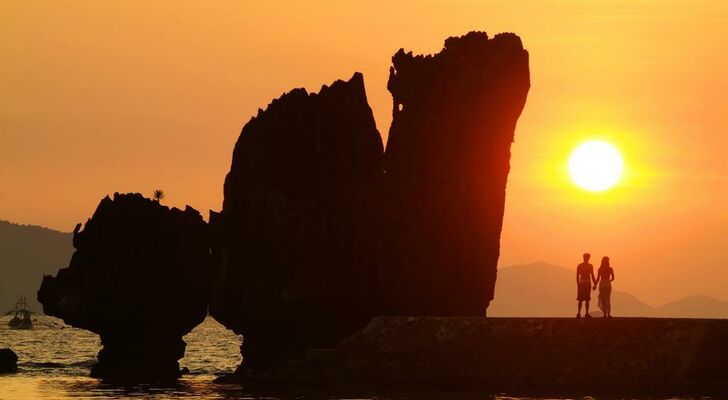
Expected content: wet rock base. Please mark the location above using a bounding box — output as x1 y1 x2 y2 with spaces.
0 349 18 374
218 317 728 397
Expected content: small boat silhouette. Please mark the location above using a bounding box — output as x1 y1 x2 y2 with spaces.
6 296 33 330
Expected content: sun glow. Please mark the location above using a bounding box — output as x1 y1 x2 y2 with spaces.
568 140 624 191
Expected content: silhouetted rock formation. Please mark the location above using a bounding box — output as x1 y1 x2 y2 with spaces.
212 31 530 367
210 72 385 366
38 193 210 381
0 349 18 374
381 31 530 315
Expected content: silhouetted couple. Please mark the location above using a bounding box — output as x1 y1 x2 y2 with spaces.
576 253 615 318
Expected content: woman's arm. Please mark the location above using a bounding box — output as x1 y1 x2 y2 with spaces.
593 270 600 289
610 268 615 282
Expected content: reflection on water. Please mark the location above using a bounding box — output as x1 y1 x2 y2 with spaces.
0 315 248 399
181 317 243 375
1 375 250 399
0 374 600 400
0 315 100 377
0 315 709 399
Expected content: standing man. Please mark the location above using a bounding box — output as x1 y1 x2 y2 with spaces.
576 253 596 318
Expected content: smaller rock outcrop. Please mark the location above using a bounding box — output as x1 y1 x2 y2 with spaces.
0 349 18 374
211 72 384 366
38 193 210 381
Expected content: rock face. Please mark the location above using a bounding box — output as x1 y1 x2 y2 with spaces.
38 193 210 381
210 72 385 366
381 32 530 315
0 348 18 374
212 31 530 367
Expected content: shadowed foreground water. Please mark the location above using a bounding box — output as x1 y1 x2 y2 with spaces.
0 315 712 399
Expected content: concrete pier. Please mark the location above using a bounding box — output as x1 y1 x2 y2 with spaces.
225 317 728 396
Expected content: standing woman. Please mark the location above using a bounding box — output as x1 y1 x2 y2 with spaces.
594 256 615 318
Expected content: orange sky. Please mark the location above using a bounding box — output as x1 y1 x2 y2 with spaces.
1 1 726 305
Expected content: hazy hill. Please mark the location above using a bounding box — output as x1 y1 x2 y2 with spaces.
654 294 728 319
489 262 653 317
0 220 72 312
489 262 728 318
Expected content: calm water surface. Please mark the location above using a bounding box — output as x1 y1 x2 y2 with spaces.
0 315 248 399
0 315 711 399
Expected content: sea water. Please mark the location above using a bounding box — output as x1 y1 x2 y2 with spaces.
0 315 246 399
0 315 707 399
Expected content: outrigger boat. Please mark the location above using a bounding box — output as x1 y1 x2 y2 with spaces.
6 296 33 330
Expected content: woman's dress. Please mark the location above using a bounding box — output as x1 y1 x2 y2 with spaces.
597 267 613 314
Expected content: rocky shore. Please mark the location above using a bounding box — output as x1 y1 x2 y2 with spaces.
38 193 210 381
220 317 728 396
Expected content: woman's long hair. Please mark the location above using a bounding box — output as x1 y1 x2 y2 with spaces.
600 256 610 268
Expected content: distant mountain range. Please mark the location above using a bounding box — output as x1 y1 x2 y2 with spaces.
0 220 72 312
489 262 728 318
1 220 725 319
653 294 728 319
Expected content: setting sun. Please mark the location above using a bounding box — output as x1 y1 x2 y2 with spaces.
568 140 624 191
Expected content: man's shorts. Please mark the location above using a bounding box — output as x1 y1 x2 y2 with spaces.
577 282 591 301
